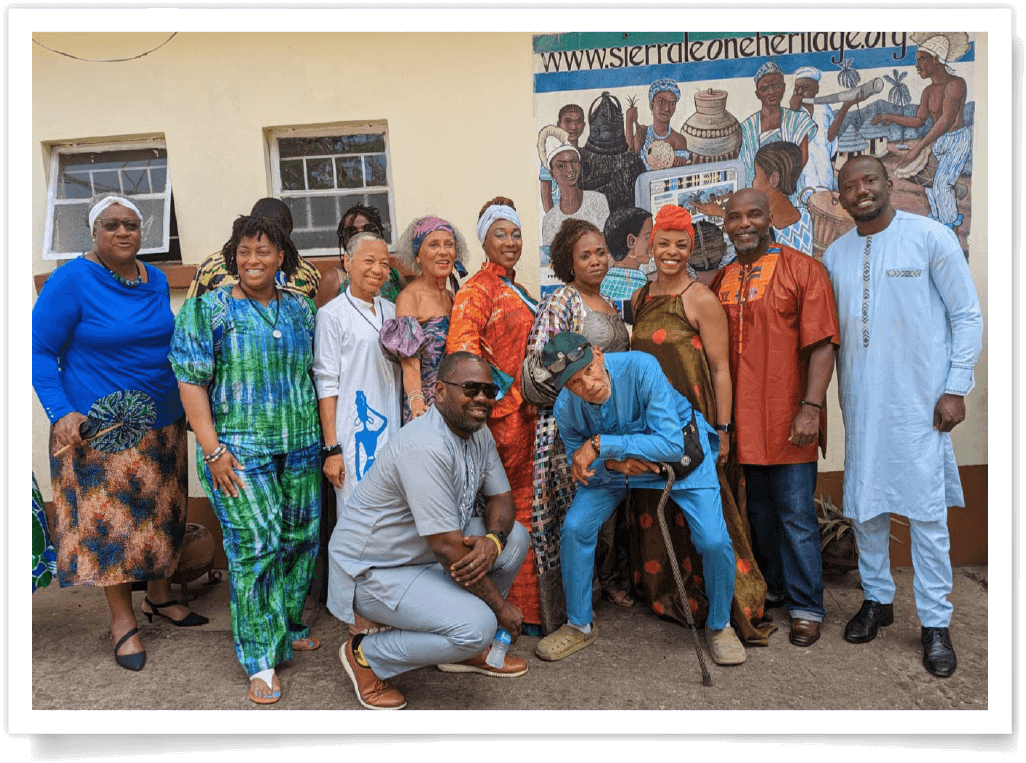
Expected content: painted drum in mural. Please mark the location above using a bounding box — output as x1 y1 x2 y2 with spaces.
681 89 742 163
804 189 855 258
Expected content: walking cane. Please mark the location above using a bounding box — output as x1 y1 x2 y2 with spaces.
652 462 713 687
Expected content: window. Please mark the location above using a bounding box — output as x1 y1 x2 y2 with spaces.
268 123 395 255
42 138 178 262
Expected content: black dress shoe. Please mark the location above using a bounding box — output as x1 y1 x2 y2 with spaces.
844 600 894 643
921 627 957 677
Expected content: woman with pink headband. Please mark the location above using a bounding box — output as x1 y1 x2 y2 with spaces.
381 215 469 422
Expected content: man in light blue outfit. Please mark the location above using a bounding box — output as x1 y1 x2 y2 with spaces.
533 332 744 666
823 156 982 678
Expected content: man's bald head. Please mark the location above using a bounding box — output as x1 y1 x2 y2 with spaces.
725 188 770 217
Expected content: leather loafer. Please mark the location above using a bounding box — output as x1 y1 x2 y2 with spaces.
340 639 407 710
921 627 957 677
844 600 894 644
789 618 821 646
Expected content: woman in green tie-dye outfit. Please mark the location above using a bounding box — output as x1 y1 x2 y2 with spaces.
170 215 322 705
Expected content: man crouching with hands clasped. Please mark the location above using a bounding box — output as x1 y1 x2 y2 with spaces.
534 332 745 666
327 352 530 710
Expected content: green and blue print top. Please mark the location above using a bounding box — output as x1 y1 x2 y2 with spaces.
169 285 321 456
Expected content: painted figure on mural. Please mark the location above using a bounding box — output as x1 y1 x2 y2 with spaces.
578 91 647 218
625 78 692 170
600 206 653 313
540 104 586 213
871 33 971 229
751 142 816 255
738 61 817 201
789 66 866 193
539 127 611 246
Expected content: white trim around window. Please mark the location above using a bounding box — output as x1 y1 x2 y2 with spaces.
42 138 173 261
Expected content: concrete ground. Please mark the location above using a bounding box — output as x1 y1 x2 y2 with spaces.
30 564 988 713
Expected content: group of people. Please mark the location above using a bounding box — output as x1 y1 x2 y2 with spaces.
32 152 981 710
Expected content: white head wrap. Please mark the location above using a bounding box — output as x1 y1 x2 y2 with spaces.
793 66 822 82
476 204 521 244
89 196 143 231
545 139 580 169
917 35 950 65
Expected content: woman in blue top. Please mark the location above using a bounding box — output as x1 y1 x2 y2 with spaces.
32 195 207 673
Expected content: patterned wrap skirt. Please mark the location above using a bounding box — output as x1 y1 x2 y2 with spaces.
48 418 188 587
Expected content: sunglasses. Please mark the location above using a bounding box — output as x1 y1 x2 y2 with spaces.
96 219 141 232
544 345 588 375
439 380 500 400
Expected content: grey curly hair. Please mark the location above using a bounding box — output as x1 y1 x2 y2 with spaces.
392 216 470 276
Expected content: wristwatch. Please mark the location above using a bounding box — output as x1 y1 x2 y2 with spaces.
321 443 343 463
714 423 733 433
590 434 601 452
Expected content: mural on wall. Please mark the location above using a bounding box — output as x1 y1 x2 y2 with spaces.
532 31 978 313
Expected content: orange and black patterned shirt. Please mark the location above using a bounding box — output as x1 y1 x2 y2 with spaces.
710 244 839 465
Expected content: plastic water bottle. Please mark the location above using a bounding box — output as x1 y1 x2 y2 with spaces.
485 628 511 668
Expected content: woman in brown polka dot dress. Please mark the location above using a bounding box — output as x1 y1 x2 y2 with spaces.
629 205 775 645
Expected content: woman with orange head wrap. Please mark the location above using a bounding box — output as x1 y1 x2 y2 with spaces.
628 205 776 645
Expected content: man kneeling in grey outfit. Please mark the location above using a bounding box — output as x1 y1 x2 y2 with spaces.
328 351 530 710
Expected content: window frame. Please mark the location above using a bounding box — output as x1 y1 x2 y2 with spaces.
266 121 396 257
42 137 174 261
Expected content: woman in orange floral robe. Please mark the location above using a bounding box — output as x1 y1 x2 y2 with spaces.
447 197 542 631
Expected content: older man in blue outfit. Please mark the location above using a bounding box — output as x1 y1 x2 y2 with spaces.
533 332 745 666
327 352 530 710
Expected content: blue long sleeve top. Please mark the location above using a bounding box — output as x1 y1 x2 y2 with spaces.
552 351 719 489
32 257 185 429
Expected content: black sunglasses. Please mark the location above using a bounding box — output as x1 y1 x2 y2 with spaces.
544 345 588 375
96 219 141 232
439 380 500 400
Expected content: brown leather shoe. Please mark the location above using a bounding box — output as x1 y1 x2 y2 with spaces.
340 640 407 710
437 650 529 677
790 618 821 646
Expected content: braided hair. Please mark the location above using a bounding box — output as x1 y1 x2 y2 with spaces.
337 204 386 253
549 218 600 284
222 215 300 279
754 141 803 196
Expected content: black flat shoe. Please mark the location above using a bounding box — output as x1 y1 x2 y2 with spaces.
844 600 894 644
142 596 209 627
113 628 146 672
922 626 957 677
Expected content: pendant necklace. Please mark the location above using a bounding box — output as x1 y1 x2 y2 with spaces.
238 283 283 339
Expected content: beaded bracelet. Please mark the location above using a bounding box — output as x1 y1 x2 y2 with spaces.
203 443 227 463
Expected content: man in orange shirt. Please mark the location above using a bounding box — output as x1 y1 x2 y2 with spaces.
711 189 840 647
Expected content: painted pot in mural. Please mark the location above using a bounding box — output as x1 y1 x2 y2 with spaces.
803 188 856 258
681 89 742 163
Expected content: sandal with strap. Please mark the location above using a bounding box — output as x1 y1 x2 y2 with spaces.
142 597 209 627
291 637 321 651
113 627 146 672
248 676 282 705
